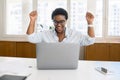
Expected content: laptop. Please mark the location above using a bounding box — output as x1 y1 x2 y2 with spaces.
36 43 80 69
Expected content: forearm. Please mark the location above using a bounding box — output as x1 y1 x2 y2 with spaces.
88 26 95 38
26 20 36 35
86 12 95 38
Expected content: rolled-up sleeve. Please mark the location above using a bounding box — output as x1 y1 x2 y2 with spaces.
27 32 42 43
80 35 95 46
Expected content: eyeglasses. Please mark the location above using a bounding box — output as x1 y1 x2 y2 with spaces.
53 20 66 25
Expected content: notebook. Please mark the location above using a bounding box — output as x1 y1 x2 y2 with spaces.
0 75 27 80
36 43 80 69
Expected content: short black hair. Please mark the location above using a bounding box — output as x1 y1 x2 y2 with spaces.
51 8 68 20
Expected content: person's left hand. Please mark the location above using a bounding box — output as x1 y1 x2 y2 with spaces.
86 12 94 24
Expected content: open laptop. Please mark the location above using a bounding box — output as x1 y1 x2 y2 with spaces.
36 43 80 69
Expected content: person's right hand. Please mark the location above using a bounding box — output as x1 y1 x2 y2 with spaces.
29 10 37 21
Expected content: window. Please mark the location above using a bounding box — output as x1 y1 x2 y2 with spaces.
108 0 120 36
37 0 103 37
1 0 120 41
70 0 87 34
95 0 103 37
6 0 32 35
37 0 67 32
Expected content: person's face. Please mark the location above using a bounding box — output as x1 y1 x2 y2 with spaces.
53 15 67 33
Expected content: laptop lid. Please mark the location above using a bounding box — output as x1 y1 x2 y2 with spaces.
36 43 80 69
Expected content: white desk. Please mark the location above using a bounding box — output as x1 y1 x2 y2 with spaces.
0 57 120 80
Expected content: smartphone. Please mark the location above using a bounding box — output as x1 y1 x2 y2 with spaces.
95 67 108 74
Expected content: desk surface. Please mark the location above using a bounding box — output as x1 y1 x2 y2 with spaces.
0 57 120 80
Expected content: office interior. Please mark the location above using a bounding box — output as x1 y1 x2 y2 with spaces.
0 0 120 61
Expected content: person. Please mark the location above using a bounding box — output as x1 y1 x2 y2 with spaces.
26 8 95 46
